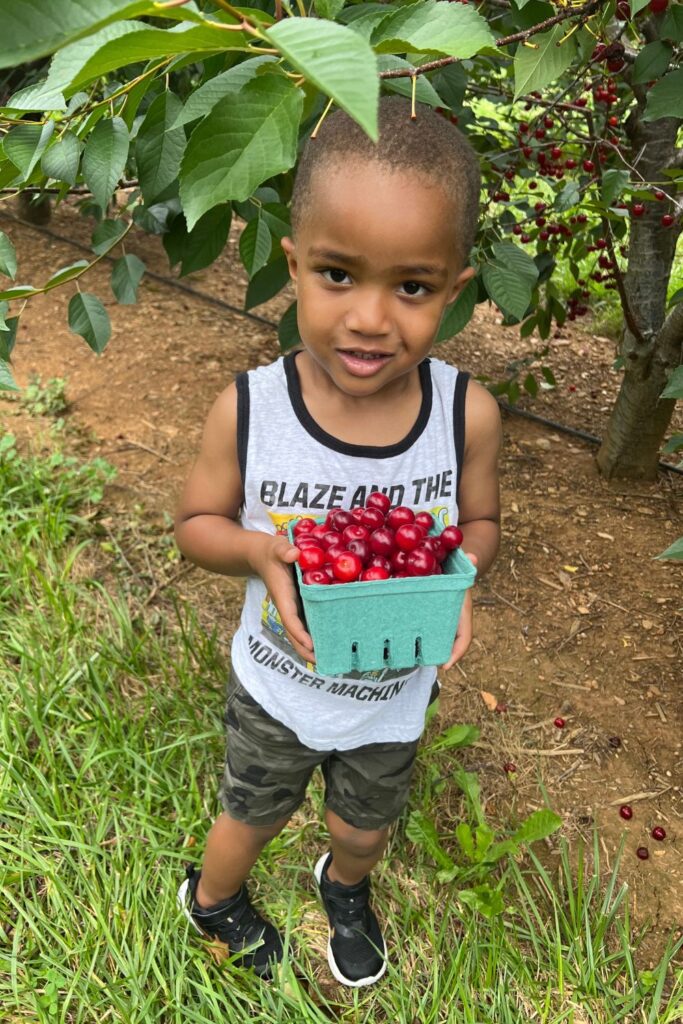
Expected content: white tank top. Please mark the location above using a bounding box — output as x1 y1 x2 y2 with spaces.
230 352 469 751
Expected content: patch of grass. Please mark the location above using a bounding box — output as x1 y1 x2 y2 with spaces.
18 374 69 418
1 442 681 1022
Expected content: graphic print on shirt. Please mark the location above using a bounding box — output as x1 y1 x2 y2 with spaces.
258 496 453 682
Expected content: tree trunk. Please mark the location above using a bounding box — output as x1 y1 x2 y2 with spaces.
596 112 682 480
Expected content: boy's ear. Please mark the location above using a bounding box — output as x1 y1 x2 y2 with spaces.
448 265 476 304
280 236 298 290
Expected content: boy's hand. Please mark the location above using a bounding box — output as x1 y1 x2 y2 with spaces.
440 552 478 671
251 535 315 664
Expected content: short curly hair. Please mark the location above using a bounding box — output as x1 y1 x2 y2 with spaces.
290 94 481 266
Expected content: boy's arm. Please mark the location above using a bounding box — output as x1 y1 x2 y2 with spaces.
174 383 314 662
456 380 503 576
441 381 502 671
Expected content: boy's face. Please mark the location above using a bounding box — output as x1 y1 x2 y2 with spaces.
281 161 475 397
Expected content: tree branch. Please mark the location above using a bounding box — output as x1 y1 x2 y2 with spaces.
657 297 683 355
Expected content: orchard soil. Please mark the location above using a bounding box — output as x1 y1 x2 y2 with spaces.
2 200 682 970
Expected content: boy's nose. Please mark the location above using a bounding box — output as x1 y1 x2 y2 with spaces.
344 288 391 336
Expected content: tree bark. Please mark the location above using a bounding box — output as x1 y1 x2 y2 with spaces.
596 112 682 480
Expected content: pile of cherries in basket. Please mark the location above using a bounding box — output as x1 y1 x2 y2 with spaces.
292 491 464 585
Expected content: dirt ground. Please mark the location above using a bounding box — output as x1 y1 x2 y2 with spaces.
2 199 681 966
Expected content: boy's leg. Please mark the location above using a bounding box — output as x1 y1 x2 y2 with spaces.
323 808 390 887
196 809 292 907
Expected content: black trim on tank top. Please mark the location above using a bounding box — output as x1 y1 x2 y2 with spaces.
283 351 433 459
235 371 250 484
453 370 470 502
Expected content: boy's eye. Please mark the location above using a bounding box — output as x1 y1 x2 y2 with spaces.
318 268 431 297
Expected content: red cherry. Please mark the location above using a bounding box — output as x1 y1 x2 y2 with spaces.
346 538 371 565
324 543 346 564
296 536 326 551
390 548 409 573
503 762 516 773
342 523 369 545
495 702 509 714
619 804 633 820
360 566 390 582
350 506 365 522
406 547 437 577
648 0 668 12
309 523 328 540
365 491 391 514
368 555 391 573
595 237 607 249
440 526 464 550
550 146 562 159
534 128 546 140
544 116 554 129
298 546 326 572
369 527 396 557
636 847 649 860
661 214 675 227
293 517 316 536
323 564 335 581
654 190 665 200
519 121 530 133
553 717 566 729
423 536 447 563
651 826 666 841
360 506 384 530
512 225 523 236
575 97 588 107
395 523 426 552
302 569 330 585
607 57 625 73
583 159 595 173
332 551 363 583
631 203 645 217
386 506 415 530
329 509 354 531
528 180 538 190
321 530 341 549
414 511 434 532
608 115 619 127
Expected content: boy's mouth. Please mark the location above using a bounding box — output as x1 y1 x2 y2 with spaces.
336 348 392 377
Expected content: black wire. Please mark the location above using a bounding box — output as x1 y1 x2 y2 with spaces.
2 212 681 477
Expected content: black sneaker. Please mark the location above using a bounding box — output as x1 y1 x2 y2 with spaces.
178 865 283 979
313 851 387 987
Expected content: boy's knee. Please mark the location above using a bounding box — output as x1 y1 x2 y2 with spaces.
326 810 388 857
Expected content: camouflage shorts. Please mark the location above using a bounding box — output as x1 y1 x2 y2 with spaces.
218 669 434 831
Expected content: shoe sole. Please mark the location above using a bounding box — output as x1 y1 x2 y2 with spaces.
313 853 388 988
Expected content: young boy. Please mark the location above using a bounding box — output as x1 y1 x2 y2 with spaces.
174 94 501 987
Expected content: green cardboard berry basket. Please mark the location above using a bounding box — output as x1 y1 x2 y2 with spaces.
288 518 476 676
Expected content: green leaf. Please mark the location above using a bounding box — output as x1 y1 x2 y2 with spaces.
511 809 563 846
0 0 152 69
0 315 19 360
632 41 674 85
0 357 19 391
644 68 683 121
135 92 185 205
0 232 17 280
45 19 245 95
372 0 494 60
239 217 272 279
661 3 683 41
457 884 505 919
3 121 54 180
513 25 576 101
555 180 580 212
655 537 683 561
91 219 128 256
244 253 290 311
265 17 379 142
111 254 145 304
67 292 111 353
0 285 39 301
662 433 683 454
405 811 455 871
82 116 130 212
601 168 630 208
483 264 532 322
173 56 277 129
44 260 89 291
435 277 478 342
455 822 475 861
314 0 346 18
661 365 683 399
523 372 538 397
163 206 232 277
630 0 651 13
431 62 467 112
278 301 301 353
5 78 66 111
452 768 485 825
133 198 180 235
492 241 539 285
180 76 303 231
377 55 443 107
41 130 82 187
425 723 479 753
